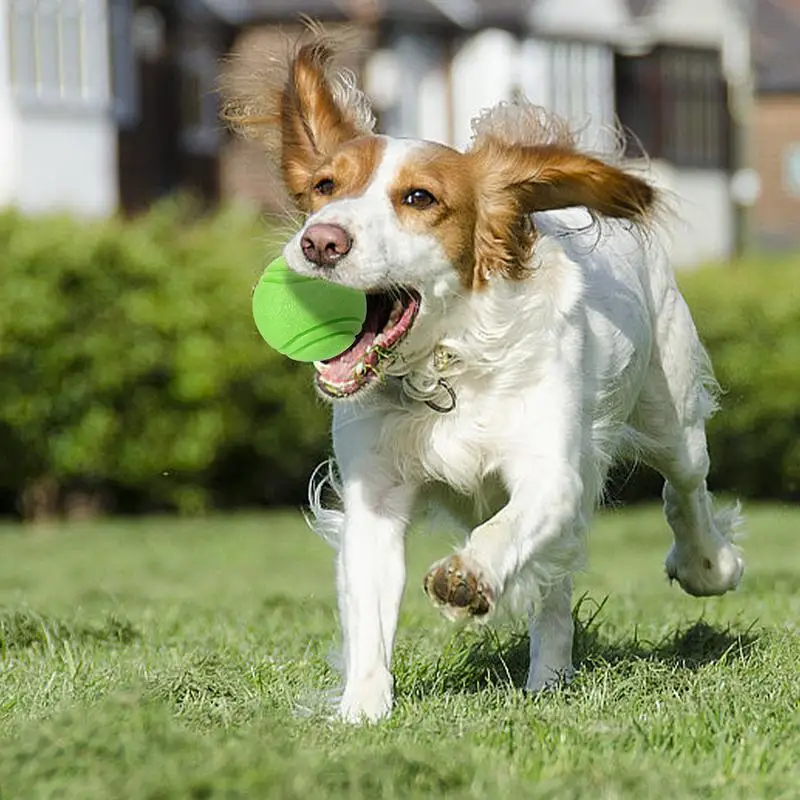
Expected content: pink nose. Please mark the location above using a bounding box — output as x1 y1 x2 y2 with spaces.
300 223 352 267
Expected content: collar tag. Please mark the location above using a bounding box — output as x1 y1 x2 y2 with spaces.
433 344 457 373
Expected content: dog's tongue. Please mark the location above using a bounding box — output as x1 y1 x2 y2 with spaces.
319 331 373 382
318 295 391 382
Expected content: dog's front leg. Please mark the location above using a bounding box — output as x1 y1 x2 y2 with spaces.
333 411 416 723
423 463 583 687
423 370 587 685
423 464 584 618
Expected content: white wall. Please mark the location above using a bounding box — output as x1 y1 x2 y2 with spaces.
368 33 451 145
647 0 735 47
519 38 616 152
15 112 118 217
449 32 616 154
647 162 735 267
451 29 520 151
417 63 450 146
0 8 18 208
1 0 118 217
528 0 633 44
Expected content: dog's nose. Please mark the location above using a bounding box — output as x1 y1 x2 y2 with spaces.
300 223 352 267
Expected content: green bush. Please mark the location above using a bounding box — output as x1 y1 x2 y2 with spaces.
678 255 800 501
0 201 330 517
612 254 800 504
0 202 796 519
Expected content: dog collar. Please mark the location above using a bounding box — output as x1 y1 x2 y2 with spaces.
394 344 459 414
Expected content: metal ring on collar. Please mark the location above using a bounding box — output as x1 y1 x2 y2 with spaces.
423 378 457 413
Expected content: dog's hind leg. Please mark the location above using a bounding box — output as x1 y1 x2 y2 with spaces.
526 575 575 691
633 292 744 597
661 470 743 597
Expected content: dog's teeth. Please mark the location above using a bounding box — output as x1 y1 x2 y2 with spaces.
388 299 403 325
355 362 366 376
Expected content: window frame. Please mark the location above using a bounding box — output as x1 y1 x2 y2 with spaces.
614 44 732 171
8 0 111 112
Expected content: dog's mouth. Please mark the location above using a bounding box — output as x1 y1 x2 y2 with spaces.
314 289 420 398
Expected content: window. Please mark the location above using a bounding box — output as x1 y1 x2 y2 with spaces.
179 42 223 155
519 38 616 152
8 0 110 108
615 46 731 169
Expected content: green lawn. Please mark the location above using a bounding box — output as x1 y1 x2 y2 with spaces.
1 504 798 799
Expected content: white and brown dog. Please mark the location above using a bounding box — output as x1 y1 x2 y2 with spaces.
225 31 744 723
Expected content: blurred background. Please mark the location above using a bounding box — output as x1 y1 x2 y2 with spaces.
0 0 797 521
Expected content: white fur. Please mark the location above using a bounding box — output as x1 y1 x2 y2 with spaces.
290 135 744 724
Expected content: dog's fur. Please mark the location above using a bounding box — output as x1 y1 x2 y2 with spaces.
224 29 744 723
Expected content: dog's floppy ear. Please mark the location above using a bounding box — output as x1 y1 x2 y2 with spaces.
279 42 365 202
482 141 656 220
221 29 374 210
466 104 656 286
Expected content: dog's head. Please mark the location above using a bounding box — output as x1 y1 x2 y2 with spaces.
224 31 656 400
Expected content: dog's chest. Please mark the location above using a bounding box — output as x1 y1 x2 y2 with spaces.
381 389 501 492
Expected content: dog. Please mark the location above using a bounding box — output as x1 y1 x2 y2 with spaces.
224 30 744 723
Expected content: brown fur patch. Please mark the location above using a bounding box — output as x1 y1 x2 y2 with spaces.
388 144 478 286
467 139 656 286
220 23 374 211
511 145 655 219
305 136 386 211
278 42 364 203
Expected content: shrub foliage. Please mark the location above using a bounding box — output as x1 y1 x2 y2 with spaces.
0 203 329 517
0 204 796 518
678 256 800 501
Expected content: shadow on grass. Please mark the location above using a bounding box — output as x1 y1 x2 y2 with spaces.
397 595 759 698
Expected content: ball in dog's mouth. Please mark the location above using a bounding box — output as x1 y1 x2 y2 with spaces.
313 288 420 398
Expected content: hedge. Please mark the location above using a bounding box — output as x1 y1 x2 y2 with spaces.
607 255 800 505
0 203 797 519
678 255 800 501
0 201 330 518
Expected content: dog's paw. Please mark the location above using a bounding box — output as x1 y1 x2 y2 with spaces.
423 553 494 621
665 542 744 597
339 669 393 724
525 665 575 694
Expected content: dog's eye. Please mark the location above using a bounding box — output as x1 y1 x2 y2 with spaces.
314 178 335 196
403 188 437 209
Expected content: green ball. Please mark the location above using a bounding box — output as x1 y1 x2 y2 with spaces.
252 256 367 362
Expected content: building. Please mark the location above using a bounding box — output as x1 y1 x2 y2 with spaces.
0 0 240 217
228 0 755 266
0 0 754 266
0 0 121 216
751 0 800 249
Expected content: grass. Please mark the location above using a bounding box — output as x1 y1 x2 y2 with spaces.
0 503 798 799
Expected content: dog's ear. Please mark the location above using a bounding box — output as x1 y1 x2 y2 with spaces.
485 142 655 219
279 42 365 203
221 30 374 210
468 134 656 286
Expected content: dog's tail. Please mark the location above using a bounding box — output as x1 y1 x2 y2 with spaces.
304 460 345 550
